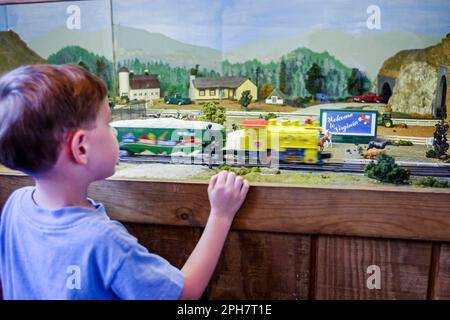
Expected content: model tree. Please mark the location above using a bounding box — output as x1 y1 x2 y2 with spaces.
364 154 410 185
260 83 273 99
239 90 253 110
347 68 367 96
78 60 90 71
200 101 226 125
279 59 287 94
426 120 449 160
305 63 325 97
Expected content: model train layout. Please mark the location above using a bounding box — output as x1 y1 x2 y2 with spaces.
112 117 331 165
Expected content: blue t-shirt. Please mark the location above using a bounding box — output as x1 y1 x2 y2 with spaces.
0 186 184 300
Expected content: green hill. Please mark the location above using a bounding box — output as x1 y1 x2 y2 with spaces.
223 47 370 99
0 30 46 74
379 34 450 78
48 46 114 94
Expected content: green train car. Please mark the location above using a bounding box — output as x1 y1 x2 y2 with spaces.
111 118 225 157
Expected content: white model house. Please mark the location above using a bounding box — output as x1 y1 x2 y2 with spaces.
265 88 286 105
118 67 161 100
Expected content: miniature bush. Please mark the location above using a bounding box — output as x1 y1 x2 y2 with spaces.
391 140 413 146
200 101 226 125
217 164 253 176
239 90 253 110
364 154 410 185
412 177 449 188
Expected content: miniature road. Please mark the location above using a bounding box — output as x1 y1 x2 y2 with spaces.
291 102 384 116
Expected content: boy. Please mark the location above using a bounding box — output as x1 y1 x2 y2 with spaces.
0 64 249 299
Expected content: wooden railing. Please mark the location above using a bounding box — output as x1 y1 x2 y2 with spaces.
1 172 450 299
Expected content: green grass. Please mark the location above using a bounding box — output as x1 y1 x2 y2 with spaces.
191 168 377 187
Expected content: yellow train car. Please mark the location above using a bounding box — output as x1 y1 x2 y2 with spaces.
236 118 322 164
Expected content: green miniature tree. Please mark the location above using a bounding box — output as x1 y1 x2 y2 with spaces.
279 59 287 94
239 90 252 110
77 60 89 71
305 63 325 97
426 120 449 160
364 154 410 185
200 101 226 125
347 68 367 96
167 85 178 97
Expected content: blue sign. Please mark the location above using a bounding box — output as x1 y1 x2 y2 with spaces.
320 110 378 137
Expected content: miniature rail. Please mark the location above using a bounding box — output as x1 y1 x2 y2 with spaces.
144 109 442 126
119 155 450 178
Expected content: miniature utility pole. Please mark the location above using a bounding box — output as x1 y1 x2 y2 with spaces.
205 124 214 169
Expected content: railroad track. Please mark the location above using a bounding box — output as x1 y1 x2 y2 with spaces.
119 155 450 178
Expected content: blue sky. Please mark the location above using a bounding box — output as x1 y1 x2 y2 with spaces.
1 0 449 51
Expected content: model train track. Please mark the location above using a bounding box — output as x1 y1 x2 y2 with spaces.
119 155 450 178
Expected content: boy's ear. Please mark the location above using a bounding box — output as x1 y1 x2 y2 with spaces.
67 129 88 165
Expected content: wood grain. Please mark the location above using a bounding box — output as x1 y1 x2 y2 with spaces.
432 243 450 299
122 222 201 270
1 174 450 241
207 231 311 300
314 236 432 300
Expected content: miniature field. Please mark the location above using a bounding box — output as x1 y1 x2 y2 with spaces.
325 142 438 163
378 125 436 137
146 99 300 112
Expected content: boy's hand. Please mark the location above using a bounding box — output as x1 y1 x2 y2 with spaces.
208 170 249 222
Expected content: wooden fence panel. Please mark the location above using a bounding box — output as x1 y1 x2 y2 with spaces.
314 236 432 300
123 222 202 270
432 243 450 299
207 231 311 300
1 173 450 300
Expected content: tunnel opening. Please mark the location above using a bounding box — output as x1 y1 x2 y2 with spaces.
381 82 392 103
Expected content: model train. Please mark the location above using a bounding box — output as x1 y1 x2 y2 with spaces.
112 117 328 164
228 118 324 164
112 118 225 157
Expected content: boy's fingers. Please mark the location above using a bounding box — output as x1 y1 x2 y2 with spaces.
216 170 228 186
240 180 250 198
234 176 244 190
226 171 236 188
208 173 219 191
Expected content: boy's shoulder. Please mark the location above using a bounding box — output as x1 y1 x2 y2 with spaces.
1 186 32 215
1 186 138 252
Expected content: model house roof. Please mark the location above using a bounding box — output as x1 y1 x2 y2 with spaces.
130 74 161 90
192 76 249 89
119 66 129 72
268 88 286 99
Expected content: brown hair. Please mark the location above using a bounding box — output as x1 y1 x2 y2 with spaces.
0 64 108 174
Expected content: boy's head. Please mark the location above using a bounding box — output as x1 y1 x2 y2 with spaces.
0 64 118 180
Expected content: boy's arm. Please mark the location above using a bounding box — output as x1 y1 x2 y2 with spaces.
179 171 249 300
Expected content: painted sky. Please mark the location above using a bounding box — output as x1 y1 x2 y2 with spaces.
113 0 450 51
1 0 449 51
0 0 111 41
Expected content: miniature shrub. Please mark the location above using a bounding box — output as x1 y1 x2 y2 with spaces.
413 177 449 188
364 154 410 185
391 140 413 146
217 164 256 177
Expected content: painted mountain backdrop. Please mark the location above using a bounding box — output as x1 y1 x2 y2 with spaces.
223 29 441 79
26 25 440 79
0 30 46 73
